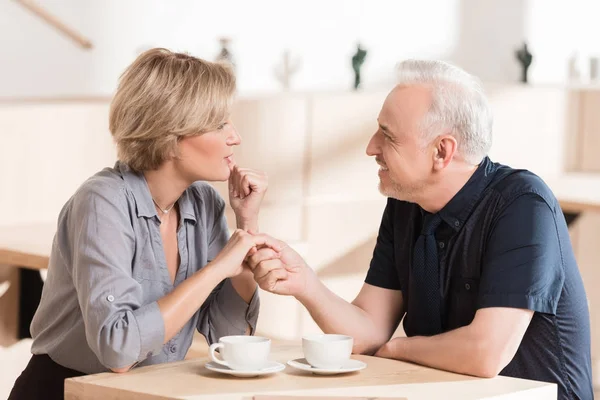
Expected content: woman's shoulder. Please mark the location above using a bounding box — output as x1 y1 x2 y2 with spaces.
64 167 130 216
76 167 128 198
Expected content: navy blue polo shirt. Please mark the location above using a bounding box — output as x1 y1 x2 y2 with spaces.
366 157 592 400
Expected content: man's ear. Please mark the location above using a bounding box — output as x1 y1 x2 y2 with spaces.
433 135 457 170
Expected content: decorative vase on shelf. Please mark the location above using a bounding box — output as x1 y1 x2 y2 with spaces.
514 42 533 84
590 57 599 82
216 37 235 69
351 43 367 90
274 50 302 91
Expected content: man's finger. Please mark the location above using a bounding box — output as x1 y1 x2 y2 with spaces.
253 259 284 280
249 233 283 252
257 268 288 292
247 248 279 268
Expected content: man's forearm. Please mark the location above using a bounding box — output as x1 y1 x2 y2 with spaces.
386 326 502 378
298 280 390 355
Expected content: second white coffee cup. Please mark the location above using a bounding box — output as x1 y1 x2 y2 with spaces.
302 334 353 369
209 335 271 371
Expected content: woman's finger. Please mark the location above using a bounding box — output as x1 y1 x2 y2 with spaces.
228 162 238 198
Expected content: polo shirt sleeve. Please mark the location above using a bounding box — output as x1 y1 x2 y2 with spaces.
365 198 402 290
478 193 565 314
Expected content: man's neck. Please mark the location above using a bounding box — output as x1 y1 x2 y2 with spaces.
143 162 190 212
417 162 479 214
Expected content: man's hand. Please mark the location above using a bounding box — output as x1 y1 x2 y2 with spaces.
245 236 317 298
228 162 267 230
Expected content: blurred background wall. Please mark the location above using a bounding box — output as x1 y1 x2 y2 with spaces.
2 0 600 98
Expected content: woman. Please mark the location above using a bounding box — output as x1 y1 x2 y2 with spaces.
9 48 278 400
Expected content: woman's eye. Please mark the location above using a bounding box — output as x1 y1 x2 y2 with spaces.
217 122 227 130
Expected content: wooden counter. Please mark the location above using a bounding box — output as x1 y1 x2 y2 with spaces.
546 173 600 214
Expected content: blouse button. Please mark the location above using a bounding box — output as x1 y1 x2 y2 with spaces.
107 295 115 302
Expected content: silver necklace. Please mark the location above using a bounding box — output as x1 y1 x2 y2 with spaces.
152 198 175 214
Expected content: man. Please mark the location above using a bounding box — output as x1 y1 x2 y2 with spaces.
247 60 593 400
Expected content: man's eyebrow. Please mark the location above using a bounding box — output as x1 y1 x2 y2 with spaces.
378 122 391 133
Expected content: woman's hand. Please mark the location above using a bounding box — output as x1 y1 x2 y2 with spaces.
228 163 268 230
209 229 281 279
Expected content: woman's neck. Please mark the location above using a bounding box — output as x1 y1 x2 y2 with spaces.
143 162 189 214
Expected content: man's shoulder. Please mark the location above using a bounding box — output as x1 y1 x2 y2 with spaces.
488 165 558 209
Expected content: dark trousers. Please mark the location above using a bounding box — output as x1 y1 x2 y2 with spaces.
8 354 86 400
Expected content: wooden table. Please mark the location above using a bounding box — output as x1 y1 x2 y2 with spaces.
64 343 556 400
0 223 54 341
0 223 54 271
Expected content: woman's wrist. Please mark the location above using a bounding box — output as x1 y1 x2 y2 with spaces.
236 216 258 232
199 260 230 283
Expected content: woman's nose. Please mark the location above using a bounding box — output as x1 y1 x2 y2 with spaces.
227 127 242 146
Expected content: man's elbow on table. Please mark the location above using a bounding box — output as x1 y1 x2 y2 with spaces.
467 338 516 378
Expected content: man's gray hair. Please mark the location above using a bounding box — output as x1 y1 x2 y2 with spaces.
396 59 493 164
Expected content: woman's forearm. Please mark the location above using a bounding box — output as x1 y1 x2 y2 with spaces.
157 263 224 342
230 268 258 304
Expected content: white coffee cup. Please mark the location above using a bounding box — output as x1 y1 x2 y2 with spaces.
209 336 271 371
302 334 353 369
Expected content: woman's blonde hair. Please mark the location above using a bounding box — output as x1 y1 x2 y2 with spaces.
109 48 236 171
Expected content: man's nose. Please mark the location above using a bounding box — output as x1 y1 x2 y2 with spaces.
366 133 379 156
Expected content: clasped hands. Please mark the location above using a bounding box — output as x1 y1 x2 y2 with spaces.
241 232 312 298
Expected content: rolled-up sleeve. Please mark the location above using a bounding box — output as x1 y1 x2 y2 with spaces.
196 190 260 343
69 183 165 369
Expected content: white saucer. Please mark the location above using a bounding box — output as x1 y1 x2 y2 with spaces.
205 360 285 378
287 358 367 375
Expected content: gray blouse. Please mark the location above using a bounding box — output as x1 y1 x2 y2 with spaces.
30 162 259 374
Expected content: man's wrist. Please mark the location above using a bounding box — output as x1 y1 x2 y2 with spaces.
296 272 321 306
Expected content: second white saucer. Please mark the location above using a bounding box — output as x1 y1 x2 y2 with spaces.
205 360 285 378
287 358 367 375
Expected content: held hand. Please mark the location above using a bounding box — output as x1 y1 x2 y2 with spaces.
246 237 316 298
210 230 282 279
228 162 268 227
